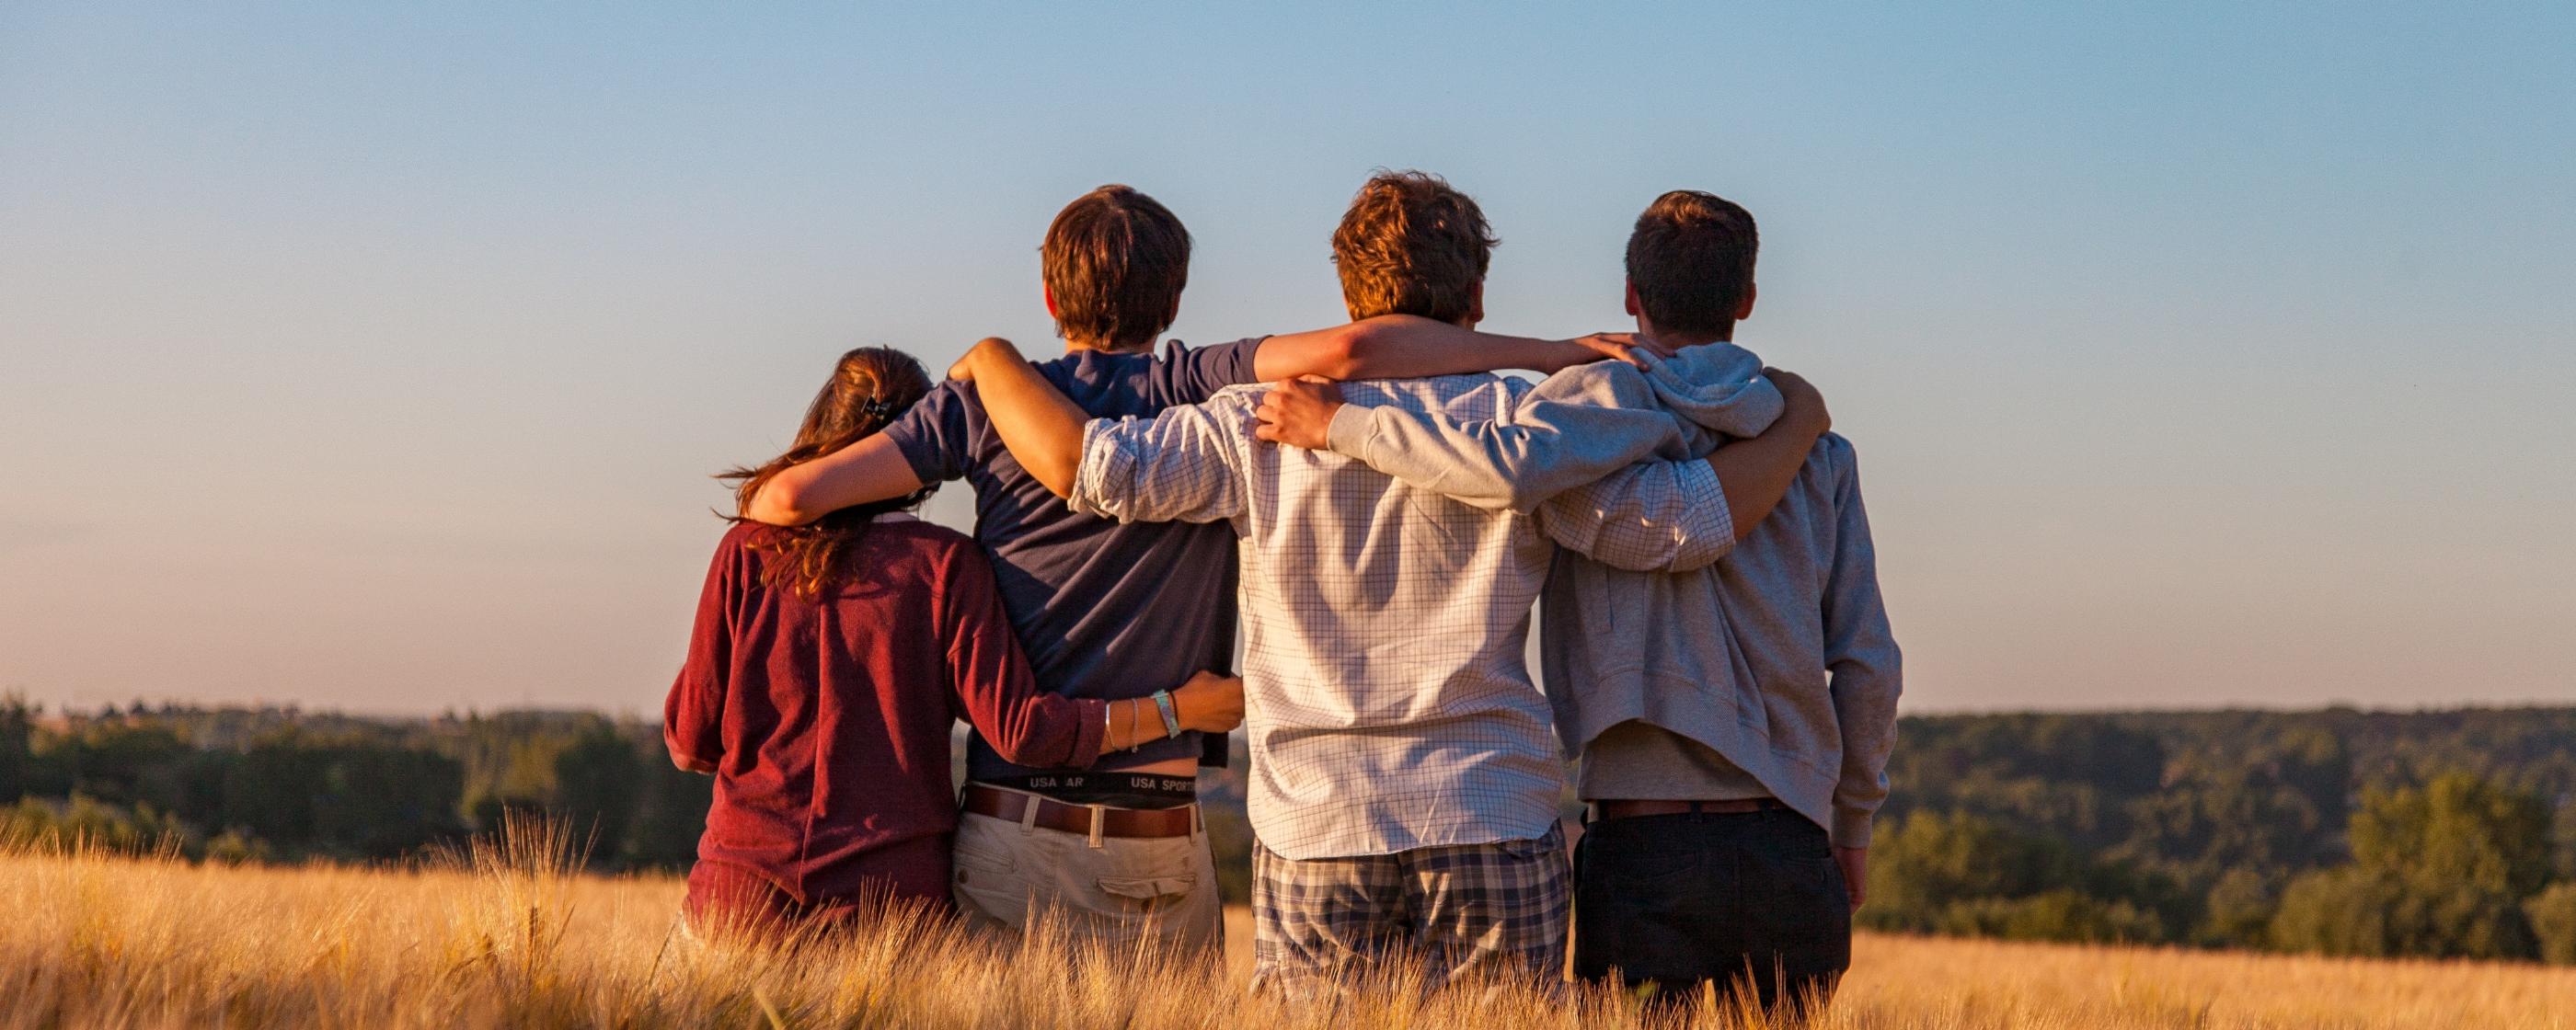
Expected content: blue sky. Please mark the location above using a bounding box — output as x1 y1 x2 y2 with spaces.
4 4 2571 715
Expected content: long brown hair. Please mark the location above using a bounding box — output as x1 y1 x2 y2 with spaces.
719 346 935 598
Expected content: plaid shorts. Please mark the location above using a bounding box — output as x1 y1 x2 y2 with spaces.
1250 822 1570 998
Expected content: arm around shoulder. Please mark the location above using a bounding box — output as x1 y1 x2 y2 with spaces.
936 539 1109 769
1251 315 1619 383
1700 370 1833 542
1295 363 1685 512
1533 453 1737 572
955 338 1091 498
743 433 926 526
1068 394 1253 526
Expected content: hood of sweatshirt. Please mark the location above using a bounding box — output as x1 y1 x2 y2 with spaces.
1629 339 1783 447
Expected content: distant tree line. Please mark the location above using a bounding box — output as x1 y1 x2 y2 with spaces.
0 698 707 869
1866 708 2576 963
9 698 2576 963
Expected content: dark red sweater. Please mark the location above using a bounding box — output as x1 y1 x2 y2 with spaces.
664 517 1107 907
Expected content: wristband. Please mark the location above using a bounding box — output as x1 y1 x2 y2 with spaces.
1152 689 1182 739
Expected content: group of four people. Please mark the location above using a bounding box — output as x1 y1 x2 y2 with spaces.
661 171 1901 1013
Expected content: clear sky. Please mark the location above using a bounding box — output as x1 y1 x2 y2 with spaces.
4 4 2571 717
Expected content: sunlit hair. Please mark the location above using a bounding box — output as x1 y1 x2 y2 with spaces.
719 346 935 599
1041 185 1191 353
1329 170 1496 324
1626 189 1758 340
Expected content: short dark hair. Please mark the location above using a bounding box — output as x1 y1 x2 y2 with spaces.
1329 170 1496 323
1041 185 1190 352
1625 190 1758 340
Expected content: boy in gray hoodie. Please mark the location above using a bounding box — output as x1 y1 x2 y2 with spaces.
1254 190 1901 1013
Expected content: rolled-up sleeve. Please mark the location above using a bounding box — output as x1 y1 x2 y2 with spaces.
1070 394 1251 526
1531 455 1735 572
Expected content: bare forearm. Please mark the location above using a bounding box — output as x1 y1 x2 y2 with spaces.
1708 369 1841 540
958 339 1090 498
1098 697 1171 752
744 462 823 524
1255 315 1600 381
1345 318 1589 378
1706 415 1826 540
742 435 924 526
1099 674 1242 751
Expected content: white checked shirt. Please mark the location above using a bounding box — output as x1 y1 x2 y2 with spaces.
1071 373 1735 860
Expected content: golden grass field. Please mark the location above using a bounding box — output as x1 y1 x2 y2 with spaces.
8 824 2576 1029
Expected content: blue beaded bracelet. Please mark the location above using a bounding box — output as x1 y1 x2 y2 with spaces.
1151 689 1182 739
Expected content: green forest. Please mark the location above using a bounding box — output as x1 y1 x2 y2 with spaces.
8 700 2576 963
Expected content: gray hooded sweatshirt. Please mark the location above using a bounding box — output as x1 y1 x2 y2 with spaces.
1320 341 1902 846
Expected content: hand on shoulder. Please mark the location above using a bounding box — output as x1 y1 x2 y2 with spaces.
946 337 1023 383
1764 367 1832 436
1252 376 1344 451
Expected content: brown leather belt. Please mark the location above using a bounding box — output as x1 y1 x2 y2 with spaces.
1594 797 1787 821
960 784 1198 840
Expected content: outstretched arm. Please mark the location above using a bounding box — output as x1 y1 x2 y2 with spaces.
1256 360 1736 512
950 338 1093 498
1252 315 1638 382
953 337 1249 525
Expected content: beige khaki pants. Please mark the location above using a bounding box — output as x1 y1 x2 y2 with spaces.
950 802 1223 960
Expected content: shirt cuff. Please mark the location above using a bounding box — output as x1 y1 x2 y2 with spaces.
1323 403 1375 458
1071 419 1128 520
1832 806 1874 849
1067 699 1110 768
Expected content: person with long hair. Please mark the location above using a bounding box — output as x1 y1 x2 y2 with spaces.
663 345 1244 936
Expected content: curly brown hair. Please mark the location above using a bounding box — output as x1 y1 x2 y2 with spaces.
1329 170 1496 324
719 346 936 599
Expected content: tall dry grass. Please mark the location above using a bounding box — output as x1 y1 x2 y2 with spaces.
6 819 2576 1029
